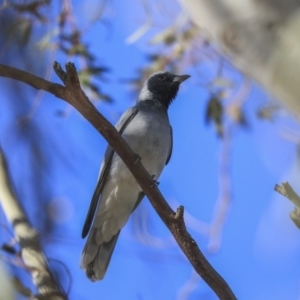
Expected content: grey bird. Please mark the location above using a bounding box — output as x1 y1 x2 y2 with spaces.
81 71 190 281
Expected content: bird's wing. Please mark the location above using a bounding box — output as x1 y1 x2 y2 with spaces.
131 191 146 213
131 125 172 212
165 126 173 165
82 106 140 238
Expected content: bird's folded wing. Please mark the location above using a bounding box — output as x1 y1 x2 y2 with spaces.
165 125 173 165
82 106 140 238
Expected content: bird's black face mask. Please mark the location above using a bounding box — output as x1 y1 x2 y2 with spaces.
146 72 190 109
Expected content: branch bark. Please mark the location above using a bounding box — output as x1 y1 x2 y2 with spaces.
0 62 237 300
0 150 66 299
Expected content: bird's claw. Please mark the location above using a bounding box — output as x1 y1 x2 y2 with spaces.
134 154 141 164
151 175 159 187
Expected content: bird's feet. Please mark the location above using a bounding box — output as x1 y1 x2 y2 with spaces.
151 175 159 187
134 154 141 164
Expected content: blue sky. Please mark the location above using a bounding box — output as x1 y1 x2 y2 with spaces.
1 1 300 299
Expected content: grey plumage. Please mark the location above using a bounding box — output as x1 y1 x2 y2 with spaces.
81 71 190 281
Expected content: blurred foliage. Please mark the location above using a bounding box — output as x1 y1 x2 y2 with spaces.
0 0 289 129
126 17 251 137
0 0 274 132
127 22 200 92
205 94 224 138
1 243 17 255
257 104 280 121
0 0 110 101
0 1 298 298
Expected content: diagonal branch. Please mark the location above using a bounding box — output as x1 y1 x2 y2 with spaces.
0 64 66 100
0 150 67 300
0 62 237 300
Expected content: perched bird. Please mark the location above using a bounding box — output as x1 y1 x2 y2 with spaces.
80 71 190 281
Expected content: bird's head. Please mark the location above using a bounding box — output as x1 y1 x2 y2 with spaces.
138 71 190 109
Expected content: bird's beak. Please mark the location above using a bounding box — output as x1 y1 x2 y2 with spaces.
173 74 191 83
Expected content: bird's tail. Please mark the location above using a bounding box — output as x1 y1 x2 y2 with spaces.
81 229 120 281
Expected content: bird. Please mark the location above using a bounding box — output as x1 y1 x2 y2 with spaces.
80 71 190 281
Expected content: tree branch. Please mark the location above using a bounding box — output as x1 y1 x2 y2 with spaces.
0 150 67 300
0 62 237 300
0 64 66 100
275 182 300 229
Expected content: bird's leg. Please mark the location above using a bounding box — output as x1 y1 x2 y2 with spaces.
134 154 141 164
151 175 159 187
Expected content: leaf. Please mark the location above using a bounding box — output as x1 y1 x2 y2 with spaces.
87 66 110 76
20 19 32 45
227 104 248 127
257 105 279 121
182 27 198 41
37 27 59 50
126 22 152 44
149 28 176 45
211 77 234 88
205 95 224 137
1 244 17 255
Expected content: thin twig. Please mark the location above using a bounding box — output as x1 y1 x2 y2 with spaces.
208 127 232 253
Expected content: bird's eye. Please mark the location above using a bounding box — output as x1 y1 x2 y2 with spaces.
159 75 165 80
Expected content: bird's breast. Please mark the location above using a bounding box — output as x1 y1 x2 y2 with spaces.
116 109 171 179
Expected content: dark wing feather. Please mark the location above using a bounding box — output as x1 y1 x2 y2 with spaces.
82 107 139 238
165 126 173 165
81 146 114 238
